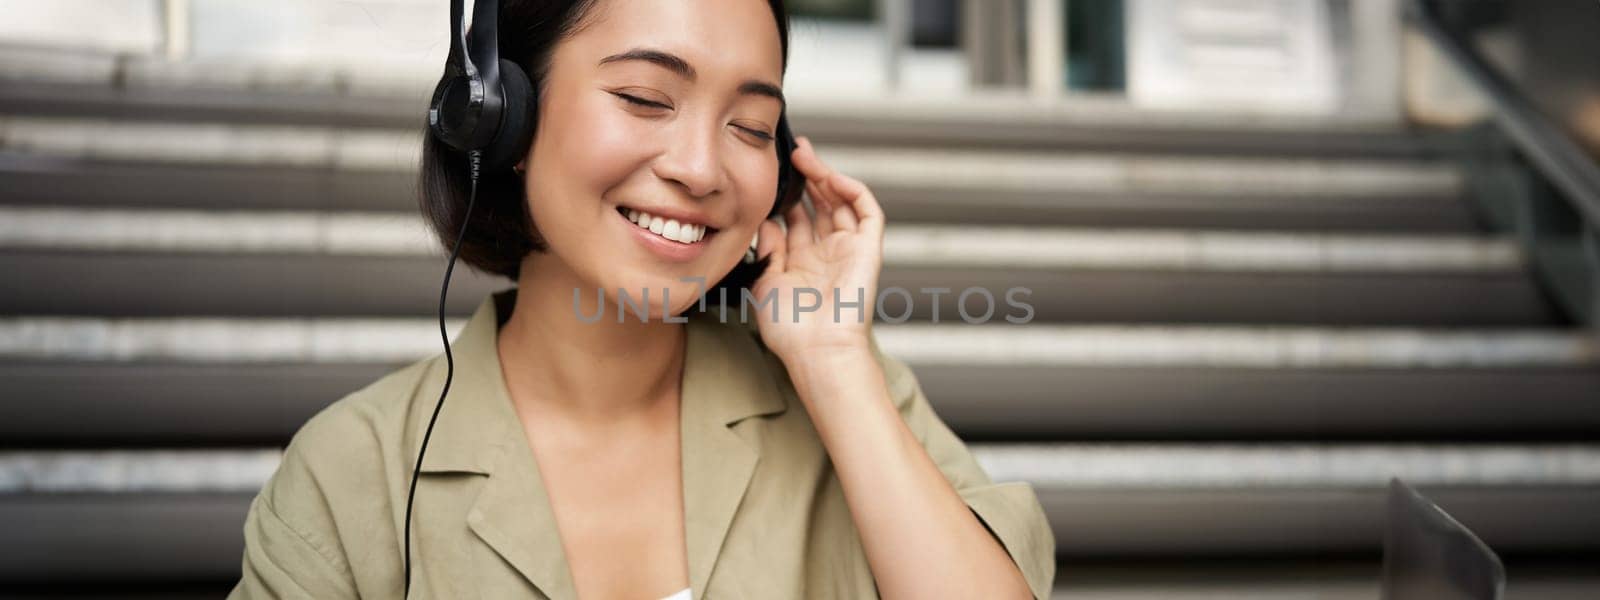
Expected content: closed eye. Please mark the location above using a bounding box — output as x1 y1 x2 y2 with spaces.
736 126 774 142
612 92 670 110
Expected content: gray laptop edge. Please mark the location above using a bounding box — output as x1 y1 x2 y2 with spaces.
1382 478 1507 600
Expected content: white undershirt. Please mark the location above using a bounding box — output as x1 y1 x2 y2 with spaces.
658 587 691 600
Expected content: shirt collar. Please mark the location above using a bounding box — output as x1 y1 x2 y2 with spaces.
414 287 789 474
411 287 789 598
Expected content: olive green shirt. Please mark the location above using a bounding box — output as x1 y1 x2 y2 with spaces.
229 288 1056 599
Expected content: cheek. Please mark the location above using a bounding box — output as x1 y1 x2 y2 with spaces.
533 93 649 204
733 150 781 220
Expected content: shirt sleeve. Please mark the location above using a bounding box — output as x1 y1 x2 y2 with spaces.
227 410 366 600
867 329 1058 600
228 487 360 600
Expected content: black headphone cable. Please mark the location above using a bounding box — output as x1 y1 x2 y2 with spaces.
404 148 482 598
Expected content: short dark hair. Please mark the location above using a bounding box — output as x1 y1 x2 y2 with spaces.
417 0 798 299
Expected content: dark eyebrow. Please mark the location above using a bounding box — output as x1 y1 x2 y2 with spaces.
599 48 696 79
599 47 786 110
738 80 786 109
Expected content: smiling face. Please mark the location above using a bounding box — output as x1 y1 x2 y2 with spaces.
518 0 786 318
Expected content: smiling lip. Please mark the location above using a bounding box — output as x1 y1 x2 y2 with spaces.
617 206 714 263
614 202 720 230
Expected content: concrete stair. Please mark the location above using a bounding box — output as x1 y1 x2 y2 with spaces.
2 58 1597 597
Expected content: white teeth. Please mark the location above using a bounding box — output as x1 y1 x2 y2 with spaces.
677 224 701 244
624 208 706 243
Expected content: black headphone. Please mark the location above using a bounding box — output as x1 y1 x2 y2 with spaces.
425 0 803 206
426 0 533 172
405 0 804 595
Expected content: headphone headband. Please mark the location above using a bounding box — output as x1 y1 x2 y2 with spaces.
429 0 518 162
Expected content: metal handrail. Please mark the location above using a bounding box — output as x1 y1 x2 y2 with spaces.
1405 0 1600 229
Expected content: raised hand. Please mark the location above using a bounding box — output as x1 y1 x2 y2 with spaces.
750 136 886 365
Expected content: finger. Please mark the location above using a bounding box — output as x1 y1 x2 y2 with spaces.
808 178 855 234
794 137 866 235
831 192 859 232
796 139 859 232
785 196 814 255
804 178 825 213
807 187 834 238
805 177 839 217
757 218 785 273
828 172 884 236
790 136 834 186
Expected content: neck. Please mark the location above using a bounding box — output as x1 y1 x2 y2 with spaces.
495 253 687 423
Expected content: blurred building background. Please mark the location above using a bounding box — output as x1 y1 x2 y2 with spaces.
1 0 1598 597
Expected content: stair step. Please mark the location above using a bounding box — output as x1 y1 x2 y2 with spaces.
0 206 1512 268
828 145 1461 206
1045 559 1600 600
0 154 1476 232
1 252 1554 325
4 361 1595 443
972 444 1600 488
13 445 1589 493
0 362 398 445
2 118 1458 188
5 319 1591 367
0 451 278 493
0 491 252 582
0 206 1548 324
791 92 1452 157
1059 562 1381 600
0 118 1461 194
0 116 1474 231
2 322 1594 443
0 58 1447 157
974 444 1600 557
918 365 1600 440
876 325 1597 368
0 117 417 170
0 155 413 212
0 445 1593 567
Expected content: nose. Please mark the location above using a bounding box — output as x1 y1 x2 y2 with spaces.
651 121 723 199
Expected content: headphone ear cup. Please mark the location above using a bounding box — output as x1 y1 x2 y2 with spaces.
481 58 537 172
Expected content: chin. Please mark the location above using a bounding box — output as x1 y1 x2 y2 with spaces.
589 265 708 318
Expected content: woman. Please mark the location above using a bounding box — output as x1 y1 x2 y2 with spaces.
229 0 1055 598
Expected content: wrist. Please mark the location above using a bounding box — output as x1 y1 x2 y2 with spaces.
783 343 878 391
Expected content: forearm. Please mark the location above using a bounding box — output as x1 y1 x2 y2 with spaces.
785 348 1032 600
